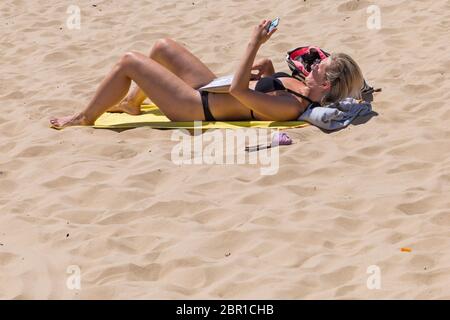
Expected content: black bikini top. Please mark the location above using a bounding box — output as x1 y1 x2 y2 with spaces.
254 72 320 108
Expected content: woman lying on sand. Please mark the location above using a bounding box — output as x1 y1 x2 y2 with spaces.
50 19 364 129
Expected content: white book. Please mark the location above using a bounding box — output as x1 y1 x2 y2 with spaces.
199 74 234 93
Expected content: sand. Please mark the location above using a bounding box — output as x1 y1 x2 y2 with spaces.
1 0 449 299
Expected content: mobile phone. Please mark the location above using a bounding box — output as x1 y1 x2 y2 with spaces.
266 17 280 33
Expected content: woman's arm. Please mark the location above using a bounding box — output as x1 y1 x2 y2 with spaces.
230 39 261 92
230 20 303 121
232 90 304 121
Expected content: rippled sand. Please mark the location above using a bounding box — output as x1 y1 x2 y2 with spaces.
1 0 449 299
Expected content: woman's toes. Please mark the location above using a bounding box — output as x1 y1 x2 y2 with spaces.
49 113 94 129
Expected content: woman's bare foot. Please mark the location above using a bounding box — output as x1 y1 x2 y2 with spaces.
49 113 92 130
107 99 141 115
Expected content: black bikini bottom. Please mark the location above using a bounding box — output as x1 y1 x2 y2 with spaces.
199 90 216 121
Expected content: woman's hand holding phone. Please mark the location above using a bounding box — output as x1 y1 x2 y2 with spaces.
251 18 279 46
266 18 280 33
231 18 279 93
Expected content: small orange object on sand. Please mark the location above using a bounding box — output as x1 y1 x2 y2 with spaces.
401 247 412 252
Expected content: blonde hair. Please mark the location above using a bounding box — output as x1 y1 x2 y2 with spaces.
322 53 364 105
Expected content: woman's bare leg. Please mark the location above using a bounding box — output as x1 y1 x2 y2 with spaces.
106 82 147 115
50 60 132 128
107 38 216 114
50 51 204 129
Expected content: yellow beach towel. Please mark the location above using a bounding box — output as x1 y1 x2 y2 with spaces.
92 104 310 129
